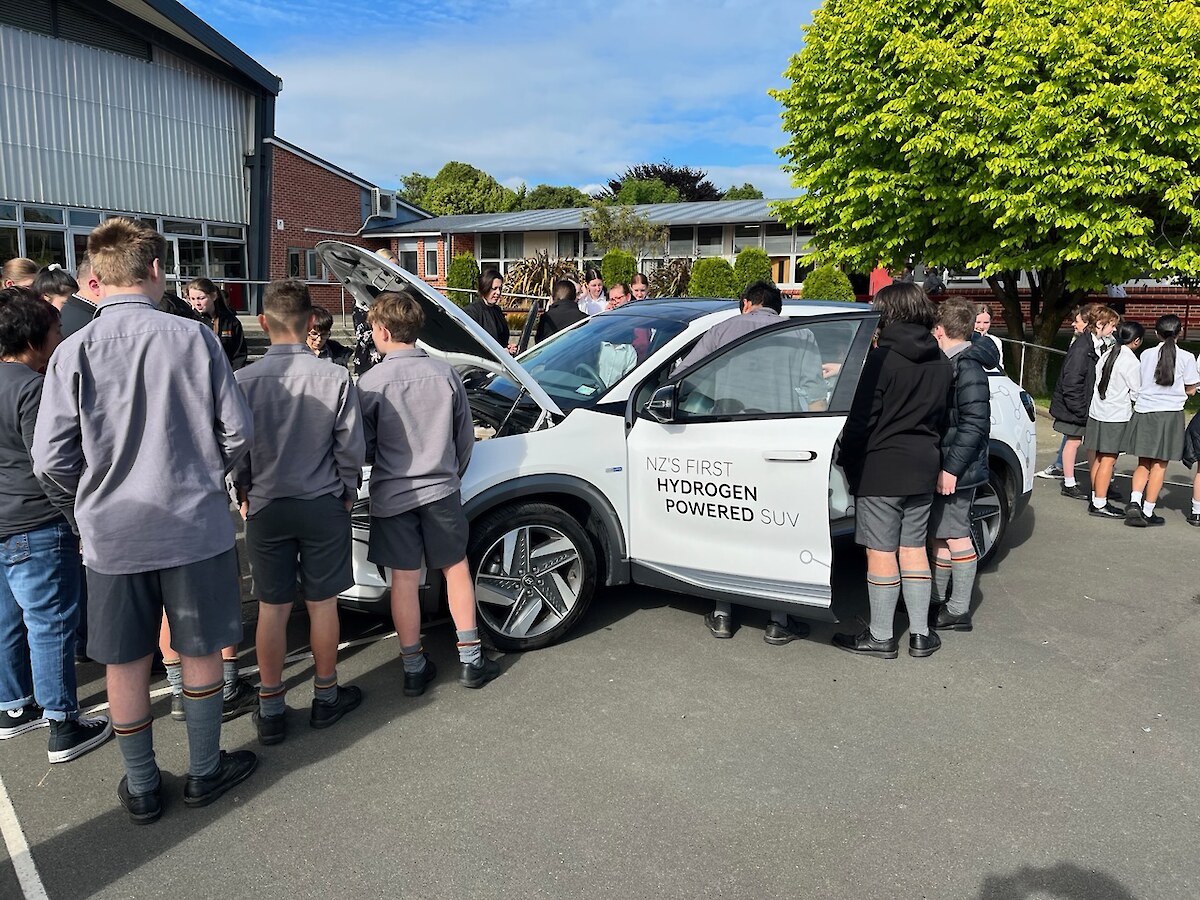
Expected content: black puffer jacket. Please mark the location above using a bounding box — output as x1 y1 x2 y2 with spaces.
1049 334 1100 426
940 333 1000 489
838 322 953 497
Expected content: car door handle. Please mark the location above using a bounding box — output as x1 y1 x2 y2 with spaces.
763 451 819 462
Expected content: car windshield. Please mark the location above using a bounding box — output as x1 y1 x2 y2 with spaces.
486 312 690 410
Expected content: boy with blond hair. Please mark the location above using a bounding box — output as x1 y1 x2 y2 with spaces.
234 279 365 745
358 289 500 692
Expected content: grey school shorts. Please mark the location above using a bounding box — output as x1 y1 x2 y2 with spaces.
929 488 976 540
854 494 934 552
368 491 468 571
246 493 353 604
85 548 242 664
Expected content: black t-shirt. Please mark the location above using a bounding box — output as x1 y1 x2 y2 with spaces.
0 363 72 536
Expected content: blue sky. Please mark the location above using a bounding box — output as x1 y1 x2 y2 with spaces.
180 0 820 198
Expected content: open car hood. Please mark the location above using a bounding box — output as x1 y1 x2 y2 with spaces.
316 241 562 419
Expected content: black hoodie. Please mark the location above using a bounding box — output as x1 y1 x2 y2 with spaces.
838 321 953 497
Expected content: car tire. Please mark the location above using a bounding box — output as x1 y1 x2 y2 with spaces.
468 502 598 652
972 467 1011 567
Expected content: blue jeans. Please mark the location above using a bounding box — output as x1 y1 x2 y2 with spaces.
0 519 82 720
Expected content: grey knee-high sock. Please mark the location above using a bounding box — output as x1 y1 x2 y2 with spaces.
902 567 933 636
164 659 183 697
113 716 159 794
867 573 901 641
258 684 285 718
313 671 338 704
456 629 482 666
399 642 427 675
182 680 223 779
948 549 978 616
931 556 952 605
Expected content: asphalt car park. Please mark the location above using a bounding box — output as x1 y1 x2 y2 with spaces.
1 416 1197 900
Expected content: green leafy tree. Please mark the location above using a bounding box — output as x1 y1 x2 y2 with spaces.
423 162 517 216
583 203 667 261
396 172 431 209
723 183 764 201
733 247 773 293
771 0 1200 392
800 264 856 302
596 161 723 202
601 249 637 287
445 252 480 308
689 258 738 298
521 184 591 210
612 178 681 206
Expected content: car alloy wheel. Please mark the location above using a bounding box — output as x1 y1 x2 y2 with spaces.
971 468 1010 567
469 502 597 651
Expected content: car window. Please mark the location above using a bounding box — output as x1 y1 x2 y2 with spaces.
490 314 690 410
675 319 865 420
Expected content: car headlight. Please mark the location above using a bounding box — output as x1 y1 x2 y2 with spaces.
1019 390 1036 423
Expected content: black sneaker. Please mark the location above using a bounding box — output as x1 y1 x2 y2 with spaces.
183 749 257 808
459 656 501 688
253 710 286 746
1187 513 1200 527
310 684 362 729
170 694 186 722
1060 483 1088 500
403 655 437 697
118 773 162 825
0 704 48 740
48 715 113 763
221 676 258 722
1035 464 1065 479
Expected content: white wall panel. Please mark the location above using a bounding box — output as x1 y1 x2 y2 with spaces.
0 26 253 224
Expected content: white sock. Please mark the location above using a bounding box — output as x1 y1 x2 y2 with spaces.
1130 491 1143 505
1192 499 1200 515
1092 494 1106 508
1064 477 1077 487
1143 501 1156 515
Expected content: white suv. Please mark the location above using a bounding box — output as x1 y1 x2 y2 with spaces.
320 243 1036 651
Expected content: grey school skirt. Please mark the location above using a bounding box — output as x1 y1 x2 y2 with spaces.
1123 410 1185 461
1084 417 1130 455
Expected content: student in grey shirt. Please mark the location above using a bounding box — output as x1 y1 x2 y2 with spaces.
31 218 256 825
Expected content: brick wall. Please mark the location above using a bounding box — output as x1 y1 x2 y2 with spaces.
936 286 1200 333
269 145 374 314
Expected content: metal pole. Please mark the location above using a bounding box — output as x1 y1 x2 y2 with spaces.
1019 342 1027 389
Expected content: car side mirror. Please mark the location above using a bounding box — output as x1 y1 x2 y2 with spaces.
644 384 677 423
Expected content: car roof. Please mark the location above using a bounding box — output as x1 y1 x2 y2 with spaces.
604 297 873 321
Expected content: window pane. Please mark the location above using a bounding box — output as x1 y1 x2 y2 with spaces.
399 251 418 273
24 230 67 268
676 320 862 418
0 204 16 222
696 225 724 257
503 233 523 260
208 224 243 239
668 226 693 257
0 227 18 260
287 249 301 277
425 248 438 277
163 219 202 235
479 233 501 259
396 238 419 252
178 239 206 279
72 233 89 269
733 224 761 251
557 231 579 259
764 224 793 254
209 243 245 279
582 231 600 260
69 210 101 227
306 249 322 281
23 206 64 225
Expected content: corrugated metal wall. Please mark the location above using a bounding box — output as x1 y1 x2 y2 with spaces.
0 26 254 224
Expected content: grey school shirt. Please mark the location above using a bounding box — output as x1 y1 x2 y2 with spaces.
233 343 365 516
31 294 253 575
357 348 473 517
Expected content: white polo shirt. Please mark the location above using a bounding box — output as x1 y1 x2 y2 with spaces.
1132 345 1200 413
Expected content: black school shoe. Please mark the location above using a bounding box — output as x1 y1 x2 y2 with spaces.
460 656 501 688
403 655 438 697
1061 483 1088 500
931 605 974 632
48 715 113 763
183 750 258 808
831 629 899 659
221 676 258 722
909 632 942 658
1125 504 1164 527
704 613 735 639
118 774 163 825
310 684 362 729
1187 513 1200 527
253 710 286 746
1088 503 1124 520
763 618 811 646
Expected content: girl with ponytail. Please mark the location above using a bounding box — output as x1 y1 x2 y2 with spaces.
1084 320 1144 518
1123 315 1200 526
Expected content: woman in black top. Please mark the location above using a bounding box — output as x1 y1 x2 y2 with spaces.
185 277 248 370
464 269 515 354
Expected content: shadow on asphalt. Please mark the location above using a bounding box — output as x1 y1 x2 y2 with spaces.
29 614 521 900
977 861 1139 899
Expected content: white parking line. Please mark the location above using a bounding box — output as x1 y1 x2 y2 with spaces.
0 773 48 900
